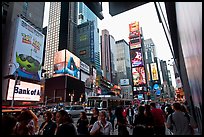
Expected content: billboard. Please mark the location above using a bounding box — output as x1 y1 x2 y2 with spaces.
80 61 90 74
53 49 80 79
146 64 151 81
120 79 130 86
9 17 45 81
7 79 41 101
130 48 143 67
129 21 140 34
150 63 159 81
129 21 141 49
132 67 146 86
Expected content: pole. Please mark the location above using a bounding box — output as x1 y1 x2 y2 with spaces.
11 70 18 108
45 96 47 106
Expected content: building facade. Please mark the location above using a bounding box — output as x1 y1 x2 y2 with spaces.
77 2 101 74
2 2 45 101
44 2 78 78
101 29 112 82
114 40 132 99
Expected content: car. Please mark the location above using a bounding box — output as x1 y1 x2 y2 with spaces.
2 109 39 132
64 105 85 117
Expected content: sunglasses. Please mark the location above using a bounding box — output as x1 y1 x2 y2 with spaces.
19 54 40 66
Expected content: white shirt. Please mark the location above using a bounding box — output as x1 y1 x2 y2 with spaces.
90 120 112 135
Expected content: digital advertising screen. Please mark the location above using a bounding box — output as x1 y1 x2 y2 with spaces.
146 64 151 81
129 36 141 49
7 79 41 101
9 17 45 81
150 63 159 81
129 21 141 49
130 48 143 67
132 67 146 86
129 21 140 33
54 49 80 79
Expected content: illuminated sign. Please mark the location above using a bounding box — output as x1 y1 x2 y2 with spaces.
146 64 150 81
120 79 130 86
129 21 140 33
130 48 143 67
9 17 45 81
129 21 141 49
150 63 159 81
132 67 146 86
7 79 41 101
80 61 90 74
53 49 80 79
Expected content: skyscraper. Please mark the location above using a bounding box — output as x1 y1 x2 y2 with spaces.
44 2 78 78
77 2 101 74
115 39 132 99
101 29 112 82
2 2 45 100
114 39 132 84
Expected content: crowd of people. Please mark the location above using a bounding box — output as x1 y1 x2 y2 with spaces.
2 101 198 135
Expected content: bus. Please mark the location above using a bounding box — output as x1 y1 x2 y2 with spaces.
85 95 132 114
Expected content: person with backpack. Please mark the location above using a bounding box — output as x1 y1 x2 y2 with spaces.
166 102 197 135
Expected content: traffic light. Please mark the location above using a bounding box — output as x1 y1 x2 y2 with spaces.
60 97 62 101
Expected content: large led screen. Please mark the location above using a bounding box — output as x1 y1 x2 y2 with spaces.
9 17 45 81
129 21 140 33
130 48 143 67
132 67 146 86
150 63 159 81
53 49 80 79
7 79 41 101
129 21 141 49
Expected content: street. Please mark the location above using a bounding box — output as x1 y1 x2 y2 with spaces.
38 115 171 135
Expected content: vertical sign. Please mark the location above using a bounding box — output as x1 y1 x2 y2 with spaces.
150 63 159 81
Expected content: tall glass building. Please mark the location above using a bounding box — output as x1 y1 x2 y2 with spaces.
77 2 101 74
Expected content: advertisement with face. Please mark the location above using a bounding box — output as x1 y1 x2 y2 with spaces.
7 79 41 101
132 67 146 86
131 48 143 67
53 49 80 79
9 17 45 81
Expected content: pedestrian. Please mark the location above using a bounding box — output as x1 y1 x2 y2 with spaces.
2 115 17 135
115 106 129 135
76 111 89 135
107 107 115 132
90 110 113 135
126 105 134 125
133 105 146 135
52 111 57 122
144 104 155 135
166 102 197 135
55 110 77 135
165 104 174 120
150 102 166 135
38 111 57 135
88 107 99 132
15 109 35 135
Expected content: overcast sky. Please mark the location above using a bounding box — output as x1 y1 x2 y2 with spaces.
43 2 176 87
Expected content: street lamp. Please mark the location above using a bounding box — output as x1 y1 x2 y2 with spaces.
9 63 19 108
